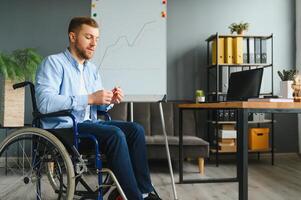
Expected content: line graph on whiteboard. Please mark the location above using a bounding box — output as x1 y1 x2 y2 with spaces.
91 0 166 71
96 20 157 71
91 0 166 97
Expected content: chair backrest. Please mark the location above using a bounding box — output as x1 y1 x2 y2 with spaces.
109 102 198 137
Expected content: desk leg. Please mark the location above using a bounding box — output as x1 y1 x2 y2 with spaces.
237 109 248 200
5 129 8 175
179 108 183 183
271 113 275 165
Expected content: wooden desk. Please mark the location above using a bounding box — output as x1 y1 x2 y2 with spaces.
178 102 301 200
179 101 301 109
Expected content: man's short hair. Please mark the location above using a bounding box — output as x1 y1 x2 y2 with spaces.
68 16 99 33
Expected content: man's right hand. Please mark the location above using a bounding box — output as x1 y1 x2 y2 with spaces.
88 90 113 105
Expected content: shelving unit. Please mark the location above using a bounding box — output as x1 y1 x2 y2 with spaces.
205 33 275 166
210 148 271 153
209 119 273 124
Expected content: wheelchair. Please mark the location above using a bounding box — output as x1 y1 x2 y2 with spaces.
0 82 127 200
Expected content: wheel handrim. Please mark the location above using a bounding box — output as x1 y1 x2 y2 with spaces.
0 130 74 200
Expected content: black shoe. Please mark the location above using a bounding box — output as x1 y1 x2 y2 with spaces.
144 192 162 200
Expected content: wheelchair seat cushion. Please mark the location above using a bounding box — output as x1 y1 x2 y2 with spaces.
47 128 95 154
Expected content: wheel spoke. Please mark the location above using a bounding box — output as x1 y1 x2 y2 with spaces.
0 129 75 199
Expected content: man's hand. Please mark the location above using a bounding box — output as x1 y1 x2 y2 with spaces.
111 87 124 104
88 90 113 105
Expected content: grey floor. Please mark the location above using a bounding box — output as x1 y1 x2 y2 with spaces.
149 154 301 200
1 154 300 200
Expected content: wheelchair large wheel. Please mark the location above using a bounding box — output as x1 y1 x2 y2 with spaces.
0 128 75 200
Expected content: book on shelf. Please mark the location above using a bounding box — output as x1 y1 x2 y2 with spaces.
212 38 225 64
254 38 261 63
224 37 233 64
248 98 294 102
219 67 229 93
261 39 267 63
248 38 255 63
243 38 248 63
233 37 243 64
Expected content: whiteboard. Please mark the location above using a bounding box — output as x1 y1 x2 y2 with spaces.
91 0 167 101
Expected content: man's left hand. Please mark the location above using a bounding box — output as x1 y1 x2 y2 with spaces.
111 87 124 104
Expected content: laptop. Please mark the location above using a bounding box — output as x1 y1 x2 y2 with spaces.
226 68 263 101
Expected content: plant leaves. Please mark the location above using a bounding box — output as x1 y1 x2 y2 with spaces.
0 48 43 82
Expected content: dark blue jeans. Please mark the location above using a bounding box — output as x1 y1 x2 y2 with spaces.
78 120 153 200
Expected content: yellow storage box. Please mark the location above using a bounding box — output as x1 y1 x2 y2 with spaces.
248 128 269 150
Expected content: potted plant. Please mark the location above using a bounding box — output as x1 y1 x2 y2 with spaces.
228 22 249 35
277 69 297 99
195 90 205 103
0 48 42 127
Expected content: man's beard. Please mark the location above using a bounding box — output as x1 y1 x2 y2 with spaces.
74 43 92 60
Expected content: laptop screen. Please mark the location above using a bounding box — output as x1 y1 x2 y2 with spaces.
226 68 263 101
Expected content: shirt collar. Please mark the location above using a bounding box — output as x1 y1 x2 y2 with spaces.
64 48 88 70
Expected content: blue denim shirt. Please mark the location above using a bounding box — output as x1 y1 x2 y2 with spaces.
35 49 112 129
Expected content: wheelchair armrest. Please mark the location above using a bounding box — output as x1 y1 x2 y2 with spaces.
34 109 74 119
33 109 77 129
35 110 111 121
97 110 112 121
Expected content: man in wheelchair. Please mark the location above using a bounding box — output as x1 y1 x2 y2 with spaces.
35 16 161 200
